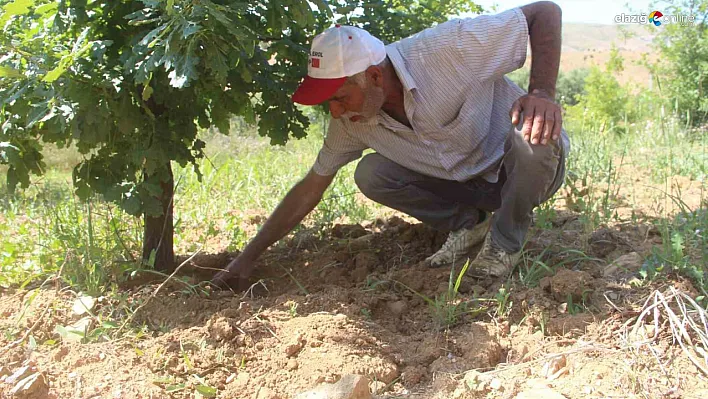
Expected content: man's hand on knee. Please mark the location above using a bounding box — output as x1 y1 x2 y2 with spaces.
510 89 562 146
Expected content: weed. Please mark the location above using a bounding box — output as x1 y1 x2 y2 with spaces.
286 300 298 318
394 260 482 330
360 308 372 320
493 285 512 319
518 248 600 288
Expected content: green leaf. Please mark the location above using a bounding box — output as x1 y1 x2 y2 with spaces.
0 66 22 78
165 383 185 393
142 84 154 102
0 0 35 26
28 335 37 349
34 2 58 16
195 384 217 397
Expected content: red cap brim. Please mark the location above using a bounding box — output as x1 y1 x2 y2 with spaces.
292 76 347 105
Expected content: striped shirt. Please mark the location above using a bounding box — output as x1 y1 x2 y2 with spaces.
311 7 571 183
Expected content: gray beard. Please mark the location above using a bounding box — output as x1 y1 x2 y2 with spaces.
342 82 385 124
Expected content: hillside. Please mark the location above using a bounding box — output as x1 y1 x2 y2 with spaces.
558 23 656 86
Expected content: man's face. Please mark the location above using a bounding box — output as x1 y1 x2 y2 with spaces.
327 72 385 123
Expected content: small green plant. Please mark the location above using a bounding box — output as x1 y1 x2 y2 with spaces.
518 248 600 288
494 285 512 319
360 308 372 320
286 301 298 318
643 197 708 297
565 294 584 315
394 260 481 330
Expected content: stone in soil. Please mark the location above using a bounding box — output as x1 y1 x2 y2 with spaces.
603 252 643 277
8 372 48 398
294 374 372 399
550 269 593 302
285 341 303 358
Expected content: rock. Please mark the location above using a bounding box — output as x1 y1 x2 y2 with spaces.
71 295 96 316
515 388 567 399
489 378 503 390
369 380 386 394
285 342 302 357
254 387 281 399
588 228 617 257
9 372 48 398
603 252 643 277
550 269 593 302
294 374 372 399
462 370 481 391
5 366 31 385
541 355 567 379
387 300 408 317
286 359 299 371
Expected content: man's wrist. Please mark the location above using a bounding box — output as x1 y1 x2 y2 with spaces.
529 88 555 100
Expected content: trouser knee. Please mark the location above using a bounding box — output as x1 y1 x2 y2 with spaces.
354 153 391 200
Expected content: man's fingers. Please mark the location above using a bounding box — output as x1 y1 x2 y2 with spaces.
530 111 545 145
552 109 562 140
510 99 522 126
521 105 535 142
542 110 554 145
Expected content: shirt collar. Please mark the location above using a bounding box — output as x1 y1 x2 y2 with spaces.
385 44 417 92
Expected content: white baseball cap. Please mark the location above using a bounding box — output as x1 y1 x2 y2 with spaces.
292 25 386 105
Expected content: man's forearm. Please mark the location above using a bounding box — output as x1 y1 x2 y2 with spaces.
522 2 562 98
240 182 321 260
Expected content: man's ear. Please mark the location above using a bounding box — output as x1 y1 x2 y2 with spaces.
365 65 384 88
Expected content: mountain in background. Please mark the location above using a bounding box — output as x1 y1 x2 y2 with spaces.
558 23 656 86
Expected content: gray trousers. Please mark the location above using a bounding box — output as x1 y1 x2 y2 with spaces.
353 127 566 253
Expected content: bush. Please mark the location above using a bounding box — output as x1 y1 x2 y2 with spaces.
506 67 589 107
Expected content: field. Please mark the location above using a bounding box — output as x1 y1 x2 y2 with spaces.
2 25 708 399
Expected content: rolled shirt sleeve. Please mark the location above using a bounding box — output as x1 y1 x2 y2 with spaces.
455 8 529 82
311 117 368 176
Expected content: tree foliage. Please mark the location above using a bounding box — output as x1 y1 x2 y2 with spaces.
1 0 329 215
333 0 480 44
1 0 477 267
653 0 708 125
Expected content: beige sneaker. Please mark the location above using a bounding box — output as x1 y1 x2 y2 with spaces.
426 212 491 268
469 234 522 277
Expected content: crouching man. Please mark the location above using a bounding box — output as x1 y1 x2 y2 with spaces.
213 1 570 289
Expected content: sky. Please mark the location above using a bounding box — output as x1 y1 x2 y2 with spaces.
458 0 658 24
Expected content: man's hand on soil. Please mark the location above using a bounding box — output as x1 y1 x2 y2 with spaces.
210 256 254 292
510 89 562 146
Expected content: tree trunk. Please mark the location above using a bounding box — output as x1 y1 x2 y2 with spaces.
142 163 175 271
